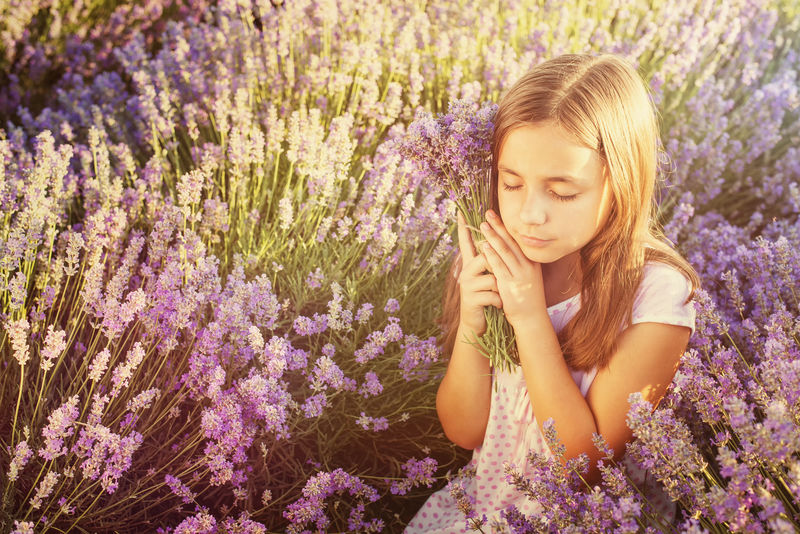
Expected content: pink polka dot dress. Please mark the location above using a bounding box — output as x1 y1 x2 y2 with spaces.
405 262 695 532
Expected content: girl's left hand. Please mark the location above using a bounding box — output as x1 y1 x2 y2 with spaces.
479 209 547 328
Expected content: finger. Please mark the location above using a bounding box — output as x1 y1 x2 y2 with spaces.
473 290 503 309
456 211 477 261
481 211 525 269
481 241 512 279
461 272 499 293
461 252 492 277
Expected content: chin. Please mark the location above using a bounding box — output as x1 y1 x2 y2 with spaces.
519 248 560 264
519 244 577 265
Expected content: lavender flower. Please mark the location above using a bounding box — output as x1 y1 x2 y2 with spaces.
398 99 496 206
7 270 26 310
10 521 34 534
399 334 441 382
301 393 328 418
390 457 438 495
7 440 33 482
305 267 324 289
165 474 196 504
5 316 30 367
358 371 383 398
447 476 487 531
384 297 400 314
88 348 111 382
283 469 382 534
173 510 217 534
110 341 146 395
126 388 161 412
30 470 60 509
356 412 389 432
73 422 144 494
398 98 525 370
39 395 79 461
39 324 67 372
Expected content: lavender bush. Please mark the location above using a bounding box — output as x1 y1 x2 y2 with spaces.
1 0 799 532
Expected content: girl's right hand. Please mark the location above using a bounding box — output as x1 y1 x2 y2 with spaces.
456 211 503 337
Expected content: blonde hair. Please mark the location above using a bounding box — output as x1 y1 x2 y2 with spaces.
438 54 698 371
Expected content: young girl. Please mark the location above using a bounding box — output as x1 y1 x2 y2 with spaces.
405 54 699 532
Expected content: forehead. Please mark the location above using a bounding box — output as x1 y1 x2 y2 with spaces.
498 123 603 183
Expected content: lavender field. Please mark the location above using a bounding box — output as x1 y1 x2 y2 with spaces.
1 0 799 532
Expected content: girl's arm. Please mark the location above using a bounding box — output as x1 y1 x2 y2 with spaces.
435 213 501 450
514 312 690 482
436 322 492 449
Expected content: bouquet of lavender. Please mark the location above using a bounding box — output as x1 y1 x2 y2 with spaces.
399 99 519 372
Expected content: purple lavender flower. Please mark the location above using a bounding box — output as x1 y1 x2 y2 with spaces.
7 440 33 482
356 412 389 432
399 334 441 381
446 476 487 532
384 298 400 314
10 521 34 534
165 474 196 504
39 395 79 460
5 316 30 367
173 510 217 534
221 513 267 534
398 99 496 208
38 324 66 372
300 393 328 418
390 457 438 495
305 267 324 289
283 469 382 534
358 371 383 398
30 470 60 509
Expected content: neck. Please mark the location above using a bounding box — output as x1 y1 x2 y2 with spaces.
542 252 582 307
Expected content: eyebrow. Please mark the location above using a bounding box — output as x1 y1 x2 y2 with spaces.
497 165 580 184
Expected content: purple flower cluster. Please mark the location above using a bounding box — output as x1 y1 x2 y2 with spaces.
446 475 487 532
390 457 438 495
38 395 79 461
354 317 404 364
283 469 384 534
71 420 144 494
398 334 442 382
398 99 497 206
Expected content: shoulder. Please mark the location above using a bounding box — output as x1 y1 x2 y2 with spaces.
631 261 695 334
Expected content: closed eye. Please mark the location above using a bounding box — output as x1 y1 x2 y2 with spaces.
551 191 578 201
502 183 522 192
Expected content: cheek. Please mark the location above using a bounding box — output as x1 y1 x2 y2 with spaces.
496 191 512 220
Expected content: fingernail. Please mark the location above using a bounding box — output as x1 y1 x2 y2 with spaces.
486 210 496 219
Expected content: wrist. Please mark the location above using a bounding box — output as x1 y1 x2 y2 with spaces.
457 320 485 340
508 309 550 333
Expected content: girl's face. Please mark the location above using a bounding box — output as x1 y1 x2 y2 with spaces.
496 122 612 269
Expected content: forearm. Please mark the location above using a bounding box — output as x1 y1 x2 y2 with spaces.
436 323 492 449
514 314 601 470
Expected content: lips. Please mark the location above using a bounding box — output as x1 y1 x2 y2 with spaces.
518 234 552 246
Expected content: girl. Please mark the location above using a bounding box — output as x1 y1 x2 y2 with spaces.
406 54 699 532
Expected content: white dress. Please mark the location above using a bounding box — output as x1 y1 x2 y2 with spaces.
405 262 696 532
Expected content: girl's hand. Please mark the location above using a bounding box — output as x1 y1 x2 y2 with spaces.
456 211 503 337
479 209 547 329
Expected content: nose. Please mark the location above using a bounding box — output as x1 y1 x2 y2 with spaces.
519 191 547 225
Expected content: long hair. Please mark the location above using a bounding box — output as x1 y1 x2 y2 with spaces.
437 54 699 371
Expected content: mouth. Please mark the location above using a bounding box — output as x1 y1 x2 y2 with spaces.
517 234 553 247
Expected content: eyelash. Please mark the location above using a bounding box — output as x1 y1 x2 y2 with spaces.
502 183 578 202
